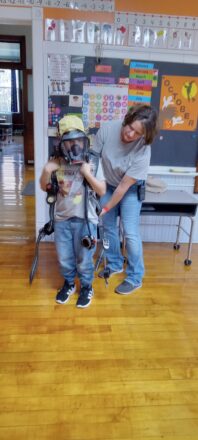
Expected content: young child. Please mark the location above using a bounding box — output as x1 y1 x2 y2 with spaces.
40 115 106 308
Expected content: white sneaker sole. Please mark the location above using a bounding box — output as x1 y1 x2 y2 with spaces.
115 284 142 295
76 300 92 308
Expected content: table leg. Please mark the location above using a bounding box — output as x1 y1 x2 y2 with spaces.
174 216 182 250
184 217 195 266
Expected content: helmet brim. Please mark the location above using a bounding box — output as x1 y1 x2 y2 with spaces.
61 130 87 141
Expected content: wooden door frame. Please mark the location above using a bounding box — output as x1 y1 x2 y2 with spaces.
23 68 34 164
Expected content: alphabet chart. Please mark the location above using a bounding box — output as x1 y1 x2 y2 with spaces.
82 84 128 129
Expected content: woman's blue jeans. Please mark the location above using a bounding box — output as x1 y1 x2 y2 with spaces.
54 218 97 287
100 183 144 286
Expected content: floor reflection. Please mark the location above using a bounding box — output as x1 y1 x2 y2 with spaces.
0 141 35 242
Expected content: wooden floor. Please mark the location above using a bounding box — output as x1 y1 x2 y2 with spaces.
0 142 35 243
1 143 198 439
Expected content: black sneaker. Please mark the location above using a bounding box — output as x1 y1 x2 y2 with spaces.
76 286 94 308
56 280 76 304
98 268 123 278
115 280 142 295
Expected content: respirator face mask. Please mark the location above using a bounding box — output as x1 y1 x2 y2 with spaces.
60 130 89 164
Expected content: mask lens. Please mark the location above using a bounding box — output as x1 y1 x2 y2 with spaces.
61 137 87 162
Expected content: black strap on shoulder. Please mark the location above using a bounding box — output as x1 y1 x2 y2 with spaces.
88 150 100 176
84 150 102 216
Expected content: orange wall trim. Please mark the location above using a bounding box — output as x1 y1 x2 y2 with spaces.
115 0 198 17
43 9 114 23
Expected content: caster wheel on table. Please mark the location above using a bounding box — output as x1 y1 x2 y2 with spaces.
173 243 180 250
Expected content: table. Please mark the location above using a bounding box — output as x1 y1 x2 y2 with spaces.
141 190 198 265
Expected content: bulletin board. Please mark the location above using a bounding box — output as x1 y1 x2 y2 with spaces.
48 55 198 167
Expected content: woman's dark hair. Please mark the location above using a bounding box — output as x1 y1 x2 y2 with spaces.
123 104 158 144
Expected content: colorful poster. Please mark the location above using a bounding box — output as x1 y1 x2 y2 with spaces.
82 84 128 129
159 75 198 131
128 61 155 106
48 98 61 127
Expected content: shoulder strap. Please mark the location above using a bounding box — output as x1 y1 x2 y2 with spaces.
88 150 100 176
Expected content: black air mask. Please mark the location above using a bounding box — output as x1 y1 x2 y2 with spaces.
60 130 90 164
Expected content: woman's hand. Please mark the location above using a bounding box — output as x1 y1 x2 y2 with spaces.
102 176 137 211
99 207 109 216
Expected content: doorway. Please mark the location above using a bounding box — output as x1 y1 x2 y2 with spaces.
0 26 35 242
0 32 34 164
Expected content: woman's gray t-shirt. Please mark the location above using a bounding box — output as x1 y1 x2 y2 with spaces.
93 120 151 186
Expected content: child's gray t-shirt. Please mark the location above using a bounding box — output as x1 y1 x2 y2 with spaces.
54 157 104 225
93 120 151 187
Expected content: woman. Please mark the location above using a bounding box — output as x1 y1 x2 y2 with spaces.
93 104 158 295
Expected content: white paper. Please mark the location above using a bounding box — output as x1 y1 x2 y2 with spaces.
48 54 70 95
69 95 83 107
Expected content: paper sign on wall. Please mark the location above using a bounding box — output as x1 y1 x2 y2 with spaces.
48 54 70 96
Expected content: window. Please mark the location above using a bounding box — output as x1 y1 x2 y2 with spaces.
0 69 20 113
0 41 21 63
0 35 25 117
0 35 26 69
